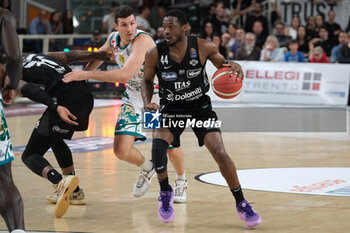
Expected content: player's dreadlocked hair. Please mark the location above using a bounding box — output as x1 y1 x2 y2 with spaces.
165 9 188 26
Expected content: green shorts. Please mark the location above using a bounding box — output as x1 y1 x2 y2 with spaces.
0 96 14 166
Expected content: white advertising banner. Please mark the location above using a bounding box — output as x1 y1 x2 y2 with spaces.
206 61 350 105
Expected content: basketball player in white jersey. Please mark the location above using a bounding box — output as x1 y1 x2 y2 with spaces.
63 5 187 202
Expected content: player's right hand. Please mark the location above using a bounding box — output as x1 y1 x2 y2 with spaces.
62 70 87 83
144 103 159 111
57 106 79 126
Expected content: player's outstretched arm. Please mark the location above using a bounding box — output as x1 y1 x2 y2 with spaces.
46 51 113 65
141 46 159 111
0 9 21 90
200 38 244 80
63 33 155 83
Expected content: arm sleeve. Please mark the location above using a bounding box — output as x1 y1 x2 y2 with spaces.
21 83 58 111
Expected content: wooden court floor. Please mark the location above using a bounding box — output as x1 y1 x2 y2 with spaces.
2 105 350 233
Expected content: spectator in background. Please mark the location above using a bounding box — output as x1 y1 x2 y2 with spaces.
331 31 348 63
102 2 119 33
200 3 216 31
0 0 11 11
297 25 310 58
62 10 73 34
136 5 155 35
49 11 64 51
211 2 228 34
285 15 300 39
244 2 268 37
252 20 266 49
260 35 284 62
235 32 261 61
338 31 350 64
274 22 291 48
325 10 341 42
154 26 164 44
309 46 329 63
227 23 236 48
309 26 337 57
212 33 227 57
151 6 167 30
285 39 305 62
29 9 52 53
29 9 52 35
228 28 245 59
221 33 231 57
84 29 106 48
200 21 215 41
315 13 325 34
306 16 317 41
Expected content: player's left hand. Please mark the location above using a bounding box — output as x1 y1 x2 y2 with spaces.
1 87 16 105
62 70 87 83
223 61 244 80
57 106 79 126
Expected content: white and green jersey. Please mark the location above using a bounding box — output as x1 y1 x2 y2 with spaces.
0 94 15 166
109 29 150 115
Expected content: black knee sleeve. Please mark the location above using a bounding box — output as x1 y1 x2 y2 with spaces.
152 139 169 174
21 150 50 176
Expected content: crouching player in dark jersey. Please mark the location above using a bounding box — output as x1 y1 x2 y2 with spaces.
141 9 262 227
18 51 112 218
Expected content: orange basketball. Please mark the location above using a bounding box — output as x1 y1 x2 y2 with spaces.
211 67 243 99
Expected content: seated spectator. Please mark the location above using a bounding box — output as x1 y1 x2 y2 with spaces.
285 39 305 62
260 35 285 62
102 2 119 33
29 9 52 53
297 25 310 58
200 3 216 31
84 29 106 48
244 2 268 37
324 10 341 42
136 5 155 35
306 16 318 41
331 31 348 63
154 26 164 44
221 33 231 57
200 21 215 41
62 9 73 34
274 22 291 48
212 33 227 58
285 16 300 39
228 28 245 59
0 0 11 11
309 26 337 57
49 11 65 51
309 46 329 63
338 32 350 64
252 20 266 49
315 13 325 34
227 23 236 48
235 32 261 61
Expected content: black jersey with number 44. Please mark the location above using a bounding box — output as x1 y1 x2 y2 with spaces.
156 36 210 104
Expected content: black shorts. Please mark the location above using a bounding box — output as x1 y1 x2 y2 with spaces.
160 95 221 147
36 81 94 139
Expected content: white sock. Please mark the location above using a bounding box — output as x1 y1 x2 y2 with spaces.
11 230 26 233
139 159 153 171
176 172 186 180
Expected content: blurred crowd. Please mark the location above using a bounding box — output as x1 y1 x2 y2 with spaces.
2 0 350 63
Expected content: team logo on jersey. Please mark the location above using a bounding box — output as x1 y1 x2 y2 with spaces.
189 59 198 66
190 48 197 58
165 89 175 101
179 69 185 75
119 55 125 64
126 48 131 56
161 72 177 81
187 68 201 78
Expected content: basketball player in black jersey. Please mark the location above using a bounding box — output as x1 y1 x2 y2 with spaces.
141 9 262 227
18 51 112 218
0 8 26 233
